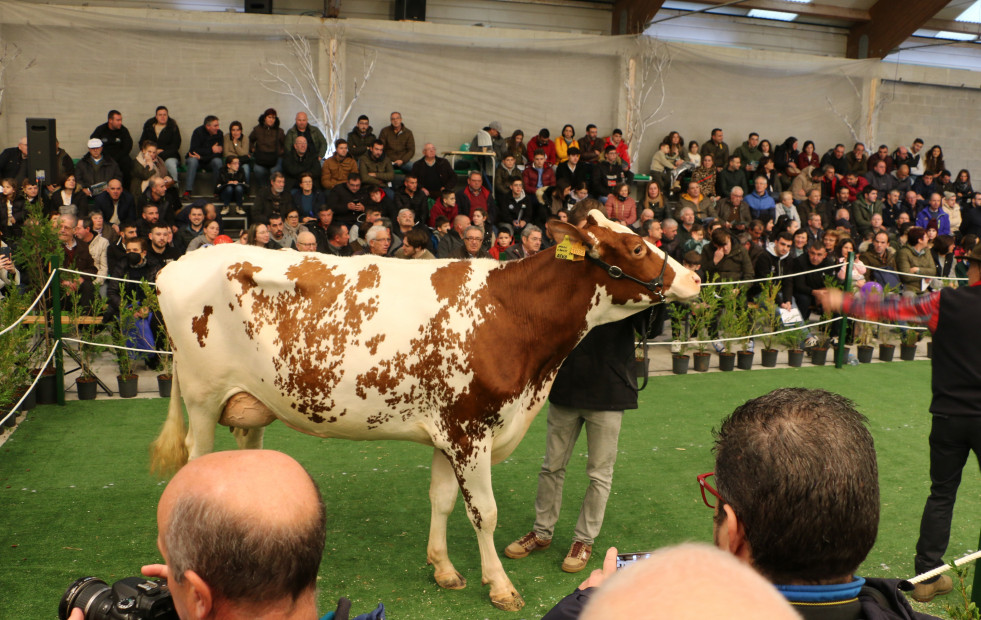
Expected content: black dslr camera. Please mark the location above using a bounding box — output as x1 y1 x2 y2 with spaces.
59 576 177 620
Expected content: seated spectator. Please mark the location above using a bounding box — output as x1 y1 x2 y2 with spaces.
804 211 825 243
49 173 85 217
892 162 914 196
791 228 809 258
249 108 285 189
73 216 109 288
797 139 820 171
76 138 123 198
90 109 134 190
217 155 248 216
604 183 636 226
932 233 956 279
866 159 896 196
429 189 459 228
790 241 833 316
176 202 207 252
834 209 857 240
0 236 19 298
499 177 537 233
575 124 602 165
523 150 556 194
527 128 557 166
0 137 28 184
503 224 543 260
488 226 514 260
852 186 881 238
146 221 182 270
223 120 251 183
265 212 291 250
436 214 469 258
358 138 394 194
394 226 435 260
845 142 869 175
283 135 323 192
774 191 800 226
186 218 222 252
308 206 334 253
701 228 753 281
347 114 376 160
103 236 156 322
470 121 507 175
660 218 682 261
107 222 140 276
733 132 763 174
924 144 945 177
456 170 496 221
679 181 713 222
941 192 961 235
640 181 668 221
470 207 494 250
14 178 46 220
556 147 590 191
961 191 981 239
139 106 182 183
392 207 420 245
449 225 492 259
710 186 750 231
953 169 973 207
554 124 579 164
495 153 523 203
363 188 395 228
378 111 415 172
291 172 325 224
648 141 680 195
838 171 867 201
881 188 908 229
592 145 632 200
505 129 528 166
912 170 938 203
682 222 708 255
136 178 180 229
896 226 937 293
820 143 849 177
285 111 328 160
295 229 318 253
700 128 728 170
184 115 224 199
411 143 455 199
321 139 358 191
245 222 277 249
395 174 428 227
790 164 822 202
690 154 717 200
835 237 867 289
915 193 951 236
251 171 295 224
744 176 776 224
717 155 748 198
131 140 173 198
632 207 654 234
772 136 800 178
282 208 308 248
327 173 368 228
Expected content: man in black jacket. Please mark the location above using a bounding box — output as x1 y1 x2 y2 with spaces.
91 110 134 190
505 200 653 574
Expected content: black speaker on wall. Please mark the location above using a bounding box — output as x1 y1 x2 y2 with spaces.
395 0 425 21
244 0 272 14
26 118 57 186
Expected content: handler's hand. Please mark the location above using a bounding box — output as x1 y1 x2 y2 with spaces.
578 546 617 591
68 608 84 620
814 287 844 314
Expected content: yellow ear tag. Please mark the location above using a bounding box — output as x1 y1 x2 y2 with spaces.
555 235 586 261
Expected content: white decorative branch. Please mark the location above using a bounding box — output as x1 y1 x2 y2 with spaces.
0 41 36 116
624 38 673 167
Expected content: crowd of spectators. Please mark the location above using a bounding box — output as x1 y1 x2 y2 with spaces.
1 109 977 322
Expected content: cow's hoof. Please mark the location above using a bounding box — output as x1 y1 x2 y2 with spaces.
435 570 466 590
490 591 525 612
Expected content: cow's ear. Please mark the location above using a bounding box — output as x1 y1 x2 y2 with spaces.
547 220 589 247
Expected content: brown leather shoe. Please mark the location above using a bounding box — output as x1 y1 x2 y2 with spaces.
910 574 953 603
561 541 593 573
504 531 551 559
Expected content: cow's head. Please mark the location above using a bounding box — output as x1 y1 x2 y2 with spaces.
547 209 701 304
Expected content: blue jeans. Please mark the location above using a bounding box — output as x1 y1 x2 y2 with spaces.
163 157 179 183
185 156 222 194
220 185 245 208
252 157 282 189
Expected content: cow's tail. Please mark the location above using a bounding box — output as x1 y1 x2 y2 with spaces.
149 360 189 478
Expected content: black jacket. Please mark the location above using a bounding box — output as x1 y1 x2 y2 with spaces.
549 310 652 411
140 117 182 161
92 190 138 225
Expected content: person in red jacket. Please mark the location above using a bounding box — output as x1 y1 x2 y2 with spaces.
527 128 557 166
604 128 631 170
523 151 556 193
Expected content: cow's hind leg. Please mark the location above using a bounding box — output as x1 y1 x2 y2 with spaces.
450 447 523 611
427 448 466 590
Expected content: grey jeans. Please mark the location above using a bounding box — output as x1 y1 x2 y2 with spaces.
533 403 623 546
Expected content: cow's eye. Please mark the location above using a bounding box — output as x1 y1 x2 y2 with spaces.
633 245 644 256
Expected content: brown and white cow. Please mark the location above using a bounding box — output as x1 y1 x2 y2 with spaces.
150 210 700 611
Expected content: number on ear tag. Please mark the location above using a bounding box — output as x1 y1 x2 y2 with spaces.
555 235 586 261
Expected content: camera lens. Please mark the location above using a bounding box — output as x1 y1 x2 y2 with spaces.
59 577 111 620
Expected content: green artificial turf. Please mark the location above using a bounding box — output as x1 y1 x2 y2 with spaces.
1 362 977 619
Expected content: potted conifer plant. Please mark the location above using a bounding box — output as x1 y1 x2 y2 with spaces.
690 287 719 372
140 280 173 397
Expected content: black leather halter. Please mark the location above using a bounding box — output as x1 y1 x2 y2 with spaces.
586 246 670 304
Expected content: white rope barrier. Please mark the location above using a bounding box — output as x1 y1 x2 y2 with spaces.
847 317 928 332
58 267 147 286
903 550 981 587
699 264 837 287
0 270 56 337
643 317 840 347
0 340 60 427
864 264 967 282
60 336 173 356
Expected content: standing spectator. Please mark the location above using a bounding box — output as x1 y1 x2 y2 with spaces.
249 108 285 189
346 114 376 160
91 110 134 190
378 111 415 172
320 139 358 191
139 106 182 183
184 115 224 199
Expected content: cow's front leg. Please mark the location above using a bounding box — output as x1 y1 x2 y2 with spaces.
427 448 466 590
452 447 524 611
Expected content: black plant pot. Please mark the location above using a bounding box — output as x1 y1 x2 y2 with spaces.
77 378 98 400
736 350 754 370
693 352 712 372
635 359 650 377
834 347 851 366
900 344 917 361
14 387 35 412
157 375 173 398
926 341 932 359
879 344 895 362
787 349 805 367
117 375 139 398
811 347 828 366
34 370 57 404
761 349 779 367
718 352 736 372
671 354 690 375
857 345 874 364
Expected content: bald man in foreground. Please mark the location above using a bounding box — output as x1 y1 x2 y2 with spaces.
69 450 326 620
